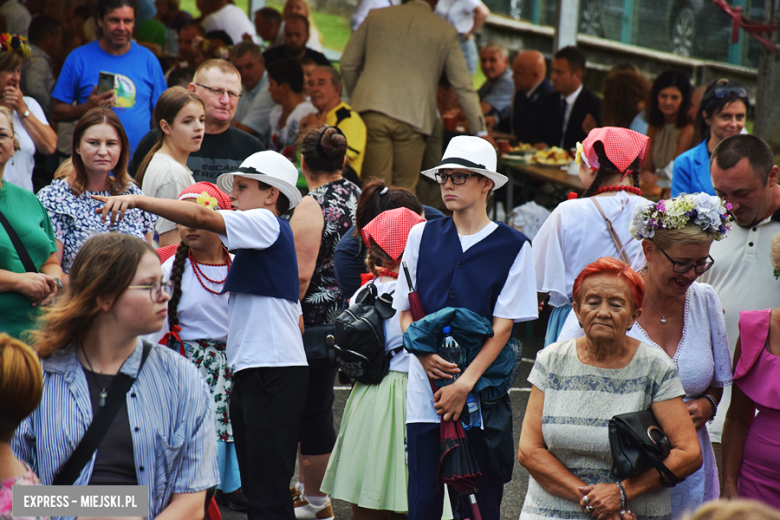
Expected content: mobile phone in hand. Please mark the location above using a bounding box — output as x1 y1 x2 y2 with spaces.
97 72 115 96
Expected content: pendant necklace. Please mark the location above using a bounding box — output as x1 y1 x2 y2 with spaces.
81 343 108 407
645 294 681 325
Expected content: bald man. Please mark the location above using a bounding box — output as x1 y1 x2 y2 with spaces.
496 50 552 135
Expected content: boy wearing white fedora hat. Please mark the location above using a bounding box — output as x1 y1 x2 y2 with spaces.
94 151 309 520
393 136 539 520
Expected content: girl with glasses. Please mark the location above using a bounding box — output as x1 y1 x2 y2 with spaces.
134 87 205 248
671 79 749 197
11 233 219 519
559 193 735 518
146 182 248 511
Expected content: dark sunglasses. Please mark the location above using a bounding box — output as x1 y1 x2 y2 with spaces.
713 86 748 100
659 249 715 274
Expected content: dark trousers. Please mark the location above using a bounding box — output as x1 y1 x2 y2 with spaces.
230 366 309 520
407 422 504 520
299 365 338 455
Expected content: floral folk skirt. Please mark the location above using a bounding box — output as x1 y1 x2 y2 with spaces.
185 338 234 442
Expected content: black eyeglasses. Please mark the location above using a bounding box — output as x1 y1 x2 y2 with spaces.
434 172 480 185
128 281 174 302
195 83 242 100
659 249 715 274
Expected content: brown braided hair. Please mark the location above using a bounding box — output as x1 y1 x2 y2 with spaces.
581 141 641 198
167 242 190 331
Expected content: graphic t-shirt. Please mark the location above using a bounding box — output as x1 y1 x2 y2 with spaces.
129 127 265 183
51 41 167 157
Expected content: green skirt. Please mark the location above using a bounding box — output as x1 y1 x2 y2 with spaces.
322 371 409 513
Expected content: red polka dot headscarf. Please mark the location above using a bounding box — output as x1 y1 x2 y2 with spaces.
361 207 426 262
177 182 232 210
577 127 650 179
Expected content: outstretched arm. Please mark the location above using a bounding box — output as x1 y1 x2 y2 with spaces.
92 194 227 235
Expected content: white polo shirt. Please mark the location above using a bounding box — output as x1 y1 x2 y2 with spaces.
699 209 780 442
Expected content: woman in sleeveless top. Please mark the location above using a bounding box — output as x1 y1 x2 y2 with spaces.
285 125 360 519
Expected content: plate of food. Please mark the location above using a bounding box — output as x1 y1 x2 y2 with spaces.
530 147 572 168
501 142 536 158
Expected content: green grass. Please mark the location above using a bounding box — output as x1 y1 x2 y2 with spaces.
177 0 485 88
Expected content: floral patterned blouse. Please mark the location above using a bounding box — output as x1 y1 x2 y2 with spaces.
37 180 157 273
285 178 360 326
0 461 45 519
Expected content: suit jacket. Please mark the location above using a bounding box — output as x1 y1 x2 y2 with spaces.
496 78 553 135
518 87 602 150
340 1 484 136
671 139 714 197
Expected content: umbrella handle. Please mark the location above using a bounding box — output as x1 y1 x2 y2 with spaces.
402 261 415 290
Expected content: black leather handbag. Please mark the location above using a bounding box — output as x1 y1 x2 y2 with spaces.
608 409 684 487
302 324 337 368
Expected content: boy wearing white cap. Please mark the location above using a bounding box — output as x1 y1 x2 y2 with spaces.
393 136 538 520
94 151 309 520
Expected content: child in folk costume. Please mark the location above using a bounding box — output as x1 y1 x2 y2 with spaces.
321 207 425 519
146 182 247 511
393 136 539 520
93 151 308 520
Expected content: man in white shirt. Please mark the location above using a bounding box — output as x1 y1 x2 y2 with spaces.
199 0 255 45
351 0 399 30
434 0 490 75
700 134 780 476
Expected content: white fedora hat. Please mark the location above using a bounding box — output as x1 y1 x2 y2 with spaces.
421 135 507 191
217 151 303 209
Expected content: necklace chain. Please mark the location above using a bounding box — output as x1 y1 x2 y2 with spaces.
81 343 108 407
644 294 682 325
189 246 231 295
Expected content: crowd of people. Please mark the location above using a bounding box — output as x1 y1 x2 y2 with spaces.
0 0 779 520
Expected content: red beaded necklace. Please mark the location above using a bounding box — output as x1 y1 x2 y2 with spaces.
188 246 231 295
593 185 642 197
375 268 399 280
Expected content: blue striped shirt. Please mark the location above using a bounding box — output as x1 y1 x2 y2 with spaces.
12 340 219 520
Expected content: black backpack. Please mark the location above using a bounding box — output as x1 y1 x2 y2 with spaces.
333 282 400 384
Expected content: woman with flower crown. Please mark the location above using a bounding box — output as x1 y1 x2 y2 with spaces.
144 182 249 511
559 192 735 518
0 33 56 192
533 127 652 345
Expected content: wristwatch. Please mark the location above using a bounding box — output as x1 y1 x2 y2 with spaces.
20 109 30 119
54 278 63 289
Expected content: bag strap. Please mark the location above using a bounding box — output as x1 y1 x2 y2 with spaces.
0 208 37 273
591 199 631 264
53 342 153 485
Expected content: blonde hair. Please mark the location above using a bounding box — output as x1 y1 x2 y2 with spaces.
771 230 780 273
651 223 714 251
193 59 240 84
685 499 780 520
54 158 74 180
0 106 21 152
0 334 43 442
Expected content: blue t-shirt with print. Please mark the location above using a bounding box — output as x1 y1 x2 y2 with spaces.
52 41 167 157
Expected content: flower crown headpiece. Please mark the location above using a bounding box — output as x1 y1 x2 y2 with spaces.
629 193 733 241
0 34 31 57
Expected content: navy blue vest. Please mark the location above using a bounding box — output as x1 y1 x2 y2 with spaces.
222 216 299 303
416 218 528 320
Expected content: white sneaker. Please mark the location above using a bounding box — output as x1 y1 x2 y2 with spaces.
294 495 334 520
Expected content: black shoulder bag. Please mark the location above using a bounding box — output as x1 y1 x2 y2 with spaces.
0 208 37 273
53 341 153 486
608 409 685 487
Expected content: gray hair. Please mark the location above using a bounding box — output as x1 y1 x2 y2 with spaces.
313 66 341 90
480 43 509 60
231 41 263 62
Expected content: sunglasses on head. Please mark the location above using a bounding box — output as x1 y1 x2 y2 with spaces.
712 85 748 100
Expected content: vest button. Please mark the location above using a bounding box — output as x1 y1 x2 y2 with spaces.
458 261 466 269
449 291 456 299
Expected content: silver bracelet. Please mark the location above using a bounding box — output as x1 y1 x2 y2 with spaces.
701 394 718 423
616 481 627 510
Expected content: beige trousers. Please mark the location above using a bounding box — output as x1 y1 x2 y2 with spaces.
360 111 427 191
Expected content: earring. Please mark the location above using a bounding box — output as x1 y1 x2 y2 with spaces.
578 320 583 328
11 157 14 166
627 323 634 331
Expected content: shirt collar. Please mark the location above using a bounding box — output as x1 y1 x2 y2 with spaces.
525 78 545 98
564 84 583 106
44 339 147 381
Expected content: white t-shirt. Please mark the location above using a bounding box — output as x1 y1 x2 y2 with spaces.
217 208 307 372
351 278 409 373
434 0 482 34
392 220 538 423
145 254 232 344
4 97 48 192
141 153 195 235
699 214 780 442
203 4 256 46
533 192 649 307
268 101 316 153
351 0 399 31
